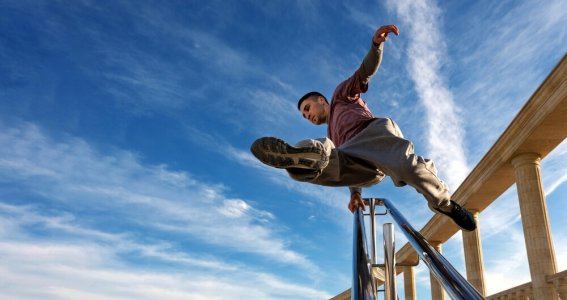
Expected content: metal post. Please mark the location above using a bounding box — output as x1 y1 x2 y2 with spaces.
370 197 377 265
383 223 397 300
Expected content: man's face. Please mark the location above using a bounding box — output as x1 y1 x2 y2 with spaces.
299 96 328 125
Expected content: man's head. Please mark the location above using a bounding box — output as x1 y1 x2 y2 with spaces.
297 91 330 125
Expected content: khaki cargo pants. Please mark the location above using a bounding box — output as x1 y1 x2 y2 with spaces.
287 117 451 209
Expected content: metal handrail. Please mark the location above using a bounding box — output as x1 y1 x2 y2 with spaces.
352 208 376 300
368 198 485 300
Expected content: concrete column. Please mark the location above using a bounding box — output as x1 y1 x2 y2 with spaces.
429 241 444 300
403 266 416 300
511 153 558 299
462 210 486 295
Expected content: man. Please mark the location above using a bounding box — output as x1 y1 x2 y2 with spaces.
250 25 476 231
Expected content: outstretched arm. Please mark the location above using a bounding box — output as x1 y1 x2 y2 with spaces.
359 24 399 85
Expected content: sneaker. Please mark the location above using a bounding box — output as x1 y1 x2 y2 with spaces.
250 137 329 170
435 200 477 231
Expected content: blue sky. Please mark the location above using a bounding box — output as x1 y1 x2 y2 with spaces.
0 0 566 299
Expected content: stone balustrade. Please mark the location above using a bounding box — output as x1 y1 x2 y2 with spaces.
483 269 567 300
486 282 532 300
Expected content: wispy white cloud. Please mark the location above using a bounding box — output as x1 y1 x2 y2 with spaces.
0 237 330 300
542 140 567 197
0 120 336 298
555 232 567 271
13 1 298 119
0 122 318 273
239 89 299 134
482 225 531 295
546 171 567 198
449 0 567 161
386 0 469 190
0 202 235 271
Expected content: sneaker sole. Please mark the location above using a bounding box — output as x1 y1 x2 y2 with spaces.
250 137 328 169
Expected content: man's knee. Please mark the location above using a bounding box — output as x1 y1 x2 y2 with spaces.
396 155 439 183
386 118 404 138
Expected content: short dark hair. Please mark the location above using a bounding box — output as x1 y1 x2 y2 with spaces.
297 91 328 110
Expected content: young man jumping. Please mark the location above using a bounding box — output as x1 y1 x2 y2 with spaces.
250 24 476 231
